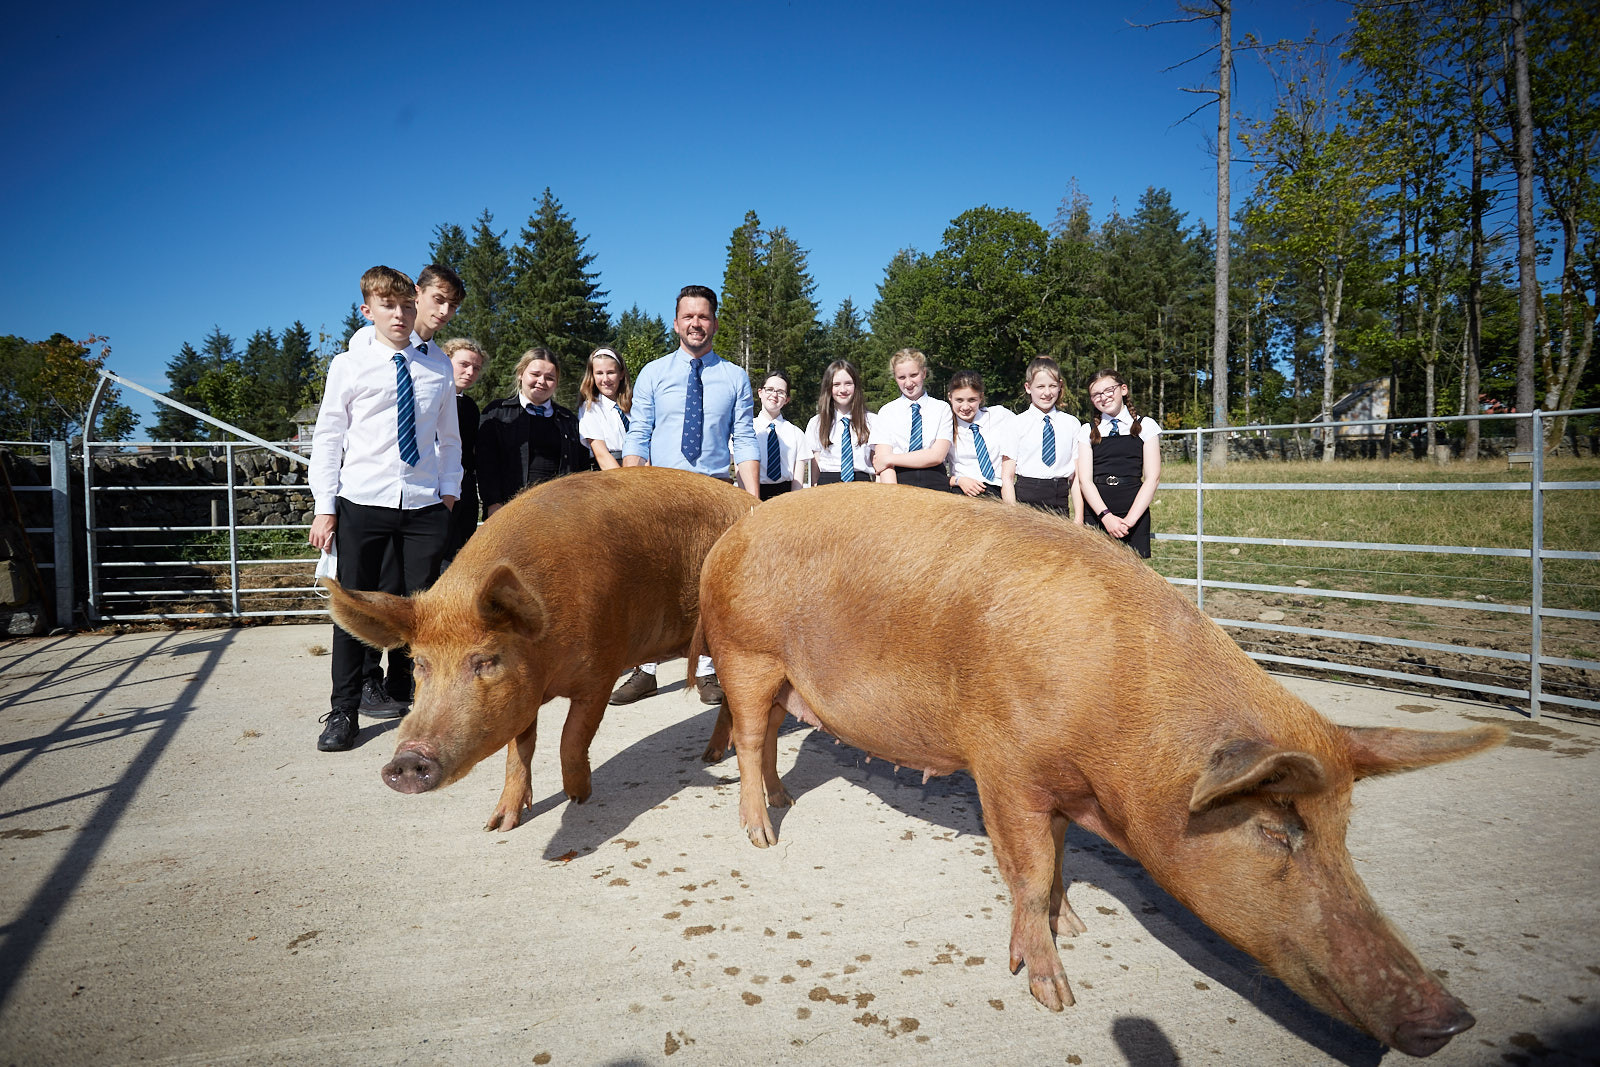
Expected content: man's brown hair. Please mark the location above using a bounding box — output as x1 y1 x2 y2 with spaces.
417 264 466 303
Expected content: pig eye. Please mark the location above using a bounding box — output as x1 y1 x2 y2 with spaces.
413 657 430 677
471 655 499 677
1258 817 1304 853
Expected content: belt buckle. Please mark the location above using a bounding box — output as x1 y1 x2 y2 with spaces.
1105 475 1121 486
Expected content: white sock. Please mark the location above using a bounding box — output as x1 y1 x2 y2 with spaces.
696 656 714 678
637 663 658 675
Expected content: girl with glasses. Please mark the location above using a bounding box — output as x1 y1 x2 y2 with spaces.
1075 368 1161 558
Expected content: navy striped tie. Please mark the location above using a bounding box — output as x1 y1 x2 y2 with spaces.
394 353 419 466
618 404 630 431
972 423 996 482
840 417 855 481
765 425 781 481
1042 415 1056 467
910 401 923 451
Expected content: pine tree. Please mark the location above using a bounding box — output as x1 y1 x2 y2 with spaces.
507 188 609 406
280 321 317 418
716 210 766 372
762 227 820 381
429 223 469 273
342 304 366 348
450 210 515 393
612 305 674 382
152 341 205 440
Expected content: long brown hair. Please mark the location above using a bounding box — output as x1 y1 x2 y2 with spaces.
946 369 986 441
1085 367 1144 443
817 360 869 449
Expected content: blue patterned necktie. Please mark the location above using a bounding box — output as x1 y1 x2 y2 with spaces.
971 423 996 482
1042 414 1056 467
1107 417 1120 437
617 402 630 431
839 417 855 481
763 425 781 481
682 357 704 462
909 401 923 451
393 353 419 466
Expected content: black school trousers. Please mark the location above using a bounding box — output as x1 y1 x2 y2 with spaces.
331 498 449 710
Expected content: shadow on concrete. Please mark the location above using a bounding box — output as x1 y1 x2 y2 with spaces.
521 708 1384 1065
0 629 239 1013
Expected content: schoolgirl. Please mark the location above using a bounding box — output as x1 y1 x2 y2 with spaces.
754 370 810 498
945 370 1016 498
576 346 633 470
868 347 952 489
477 348 593 518
1007 356 1083 520
1075 367 1162 558
805 360 877 485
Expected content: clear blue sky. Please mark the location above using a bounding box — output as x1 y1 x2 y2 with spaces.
2 0 1341 433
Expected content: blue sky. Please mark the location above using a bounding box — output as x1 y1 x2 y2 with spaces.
2 0 1341 432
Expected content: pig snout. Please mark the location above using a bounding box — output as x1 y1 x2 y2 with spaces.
1390 997 1476 1058
382 746 443 794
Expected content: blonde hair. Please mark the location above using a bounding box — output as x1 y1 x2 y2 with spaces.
889 347 927 375
360 265 415 303
514 347 560 383
579 347 632 413
1025 357 1064 410
442 337 485 364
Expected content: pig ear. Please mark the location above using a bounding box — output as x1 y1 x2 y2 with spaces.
476 563 548 638
322 577 414 650
1340 724 1506 781
1189 738 1328 813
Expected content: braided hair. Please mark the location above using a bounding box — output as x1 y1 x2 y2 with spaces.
1085 368 1143 444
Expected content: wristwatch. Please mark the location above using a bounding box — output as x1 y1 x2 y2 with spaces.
1097 508 1111 519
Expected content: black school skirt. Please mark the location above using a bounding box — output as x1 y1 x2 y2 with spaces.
1015 475 1072 515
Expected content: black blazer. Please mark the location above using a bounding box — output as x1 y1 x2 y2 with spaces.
476 395 593 510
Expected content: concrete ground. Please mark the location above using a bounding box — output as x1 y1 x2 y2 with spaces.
0 623 1596 1067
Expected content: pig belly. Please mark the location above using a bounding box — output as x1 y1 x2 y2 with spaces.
779 681 968 780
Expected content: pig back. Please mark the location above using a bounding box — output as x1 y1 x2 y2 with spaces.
440 467 755 671
701 484 1299 777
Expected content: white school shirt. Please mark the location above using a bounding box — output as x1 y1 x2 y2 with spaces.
754 412 810 484
310 340 462 513
348 324 434 352
1012 406 1083 479
805 411 877 475
1074 409 1162 446
869 393 954 453
578 396 630 453
949 406 1018 486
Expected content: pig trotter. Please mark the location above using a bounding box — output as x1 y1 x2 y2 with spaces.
483 799 528 833
1051 896 1089 938
382 750 442 794
702 705 733 763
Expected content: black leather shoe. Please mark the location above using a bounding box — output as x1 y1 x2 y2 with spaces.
360 679 409 719
609 668 658 705
696 673 725 705
317 708 358 751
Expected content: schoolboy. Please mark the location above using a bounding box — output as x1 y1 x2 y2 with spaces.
309 266 462 752
754 370 809 498
869 348 954 489
440 337 485 566
347 264 466 716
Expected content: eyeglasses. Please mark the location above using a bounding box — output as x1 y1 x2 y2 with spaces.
761 388 788 397
1091 387 1120 401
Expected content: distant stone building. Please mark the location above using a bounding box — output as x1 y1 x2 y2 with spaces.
1311 378 1390 443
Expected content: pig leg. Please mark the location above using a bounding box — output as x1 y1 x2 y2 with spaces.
558 693 608 804
701 704 733 763
723 655 788 847
976 776 1075 1011
485 720 539 833
1049 813 1089 938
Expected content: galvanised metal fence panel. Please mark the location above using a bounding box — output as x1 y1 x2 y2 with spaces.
1159 408 1600 719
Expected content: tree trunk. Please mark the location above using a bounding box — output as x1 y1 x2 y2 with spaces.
1465 61 1486 461
1319 263 1342 463
1210 0 1232 468
1511 0 1539 450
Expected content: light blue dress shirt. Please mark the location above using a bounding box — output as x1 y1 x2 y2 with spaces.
622 348 758 476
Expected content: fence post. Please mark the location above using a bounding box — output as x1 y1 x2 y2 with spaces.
1195 429 1205 611
1530 410 1544 719
49 440 74 630
226 444 240 617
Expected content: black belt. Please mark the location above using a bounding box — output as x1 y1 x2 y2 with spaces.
1017 475 1073 488
1094 474 1133 486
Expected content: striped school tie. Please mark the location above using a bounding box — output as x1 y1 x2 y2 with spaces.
618 405 630 431
682 357 704 462
840 417 855 481
393 353 419 466
765 425 781 481
910 401 923 451
1042 415 1056 467
971 423 996 482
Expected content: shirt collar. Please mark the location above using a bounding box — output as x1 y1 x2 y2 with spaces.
676 347 718 367
520 394 553 416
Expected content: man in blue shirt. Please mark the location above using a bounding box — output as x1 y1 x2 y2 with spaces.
614 284 759 706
